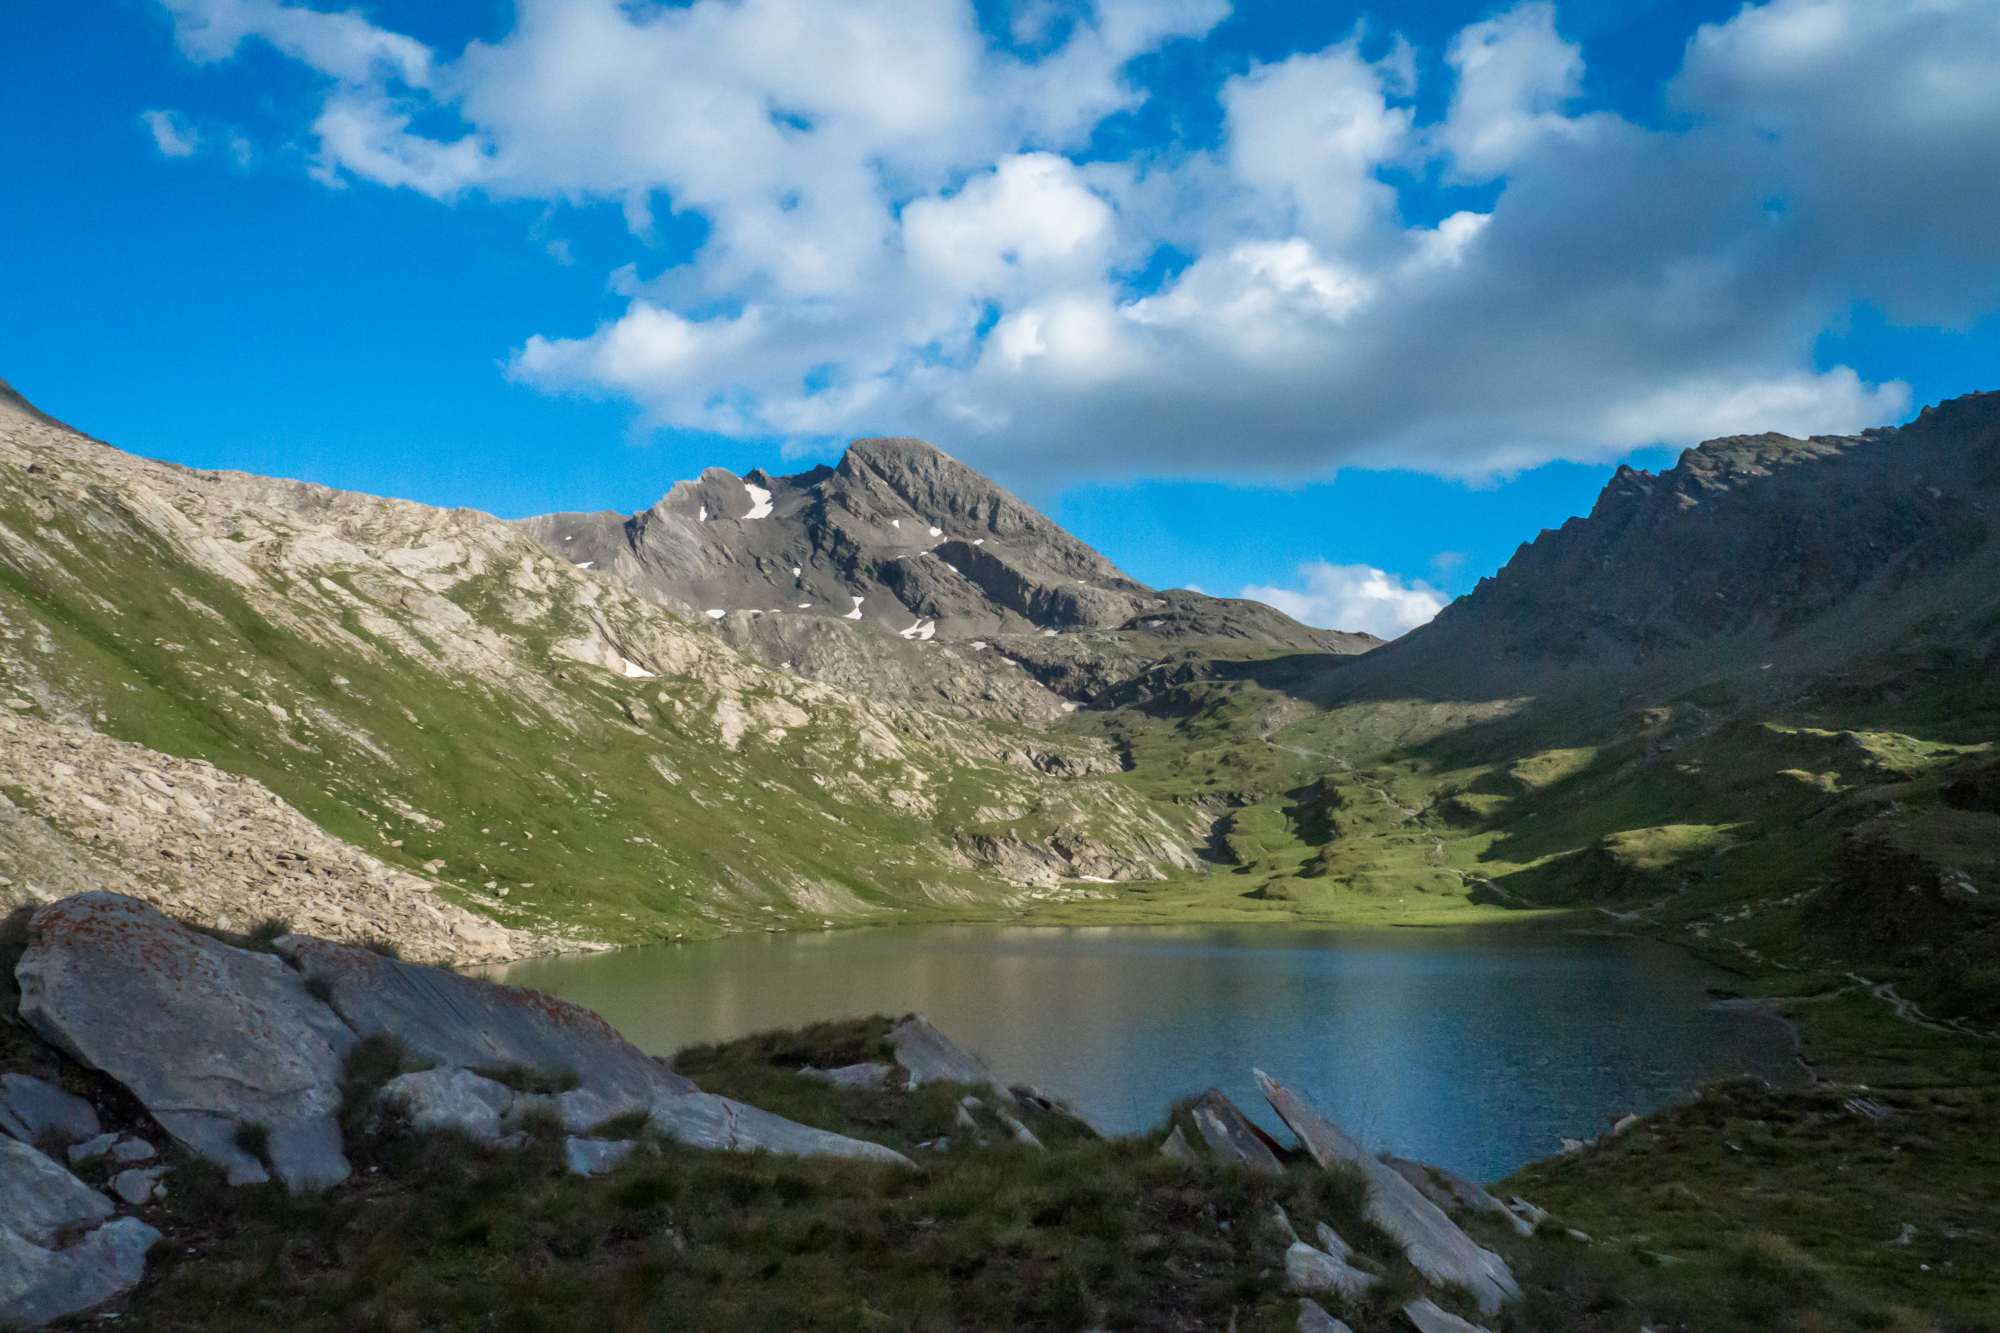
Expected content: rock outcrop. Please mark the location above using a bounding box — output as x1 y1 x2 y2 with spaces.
1190 1087 1285 1173
0 1134 158 1328
1257 1071 1518 1316
17 893 355 1190
0 1073 100 1146
278 934 698 1118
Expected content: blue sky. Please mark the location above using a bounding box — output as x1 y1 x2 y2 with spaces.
3 0 1997 636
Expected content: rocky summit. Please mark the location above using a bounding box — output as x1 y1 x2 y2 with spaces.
518 435 1376 718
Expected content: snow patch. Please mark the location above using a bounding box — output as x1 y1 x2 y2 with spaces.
743 483 773 519
898 619 936 641
791 566 801 577
973 539 984 546
1041 629 1058 638
698 505 707 521
844 596 864 621
928 526 941 537
890 519 901 529
705 609 727 620
798 602 812 608
969 641 987 650
620 659 655 679
575 561 594 569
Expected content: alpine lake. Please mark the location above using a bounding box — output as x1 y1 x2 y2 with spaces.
478 922 1800 1183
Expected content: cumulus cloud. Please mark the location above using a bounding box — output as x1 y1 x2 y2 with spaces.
141 109 202 157
1241 562 1446 639
148 0 2000 479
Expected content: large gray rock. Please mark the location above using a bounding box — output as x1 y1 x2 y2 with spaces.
1403 1296 1494 1333
0 1217 160 1329
1297 1297 1355 1333
278 936 696 1126
0 1137 113 1244
648 1093 913 1166
800 1062 903 1090
1190 1088 1283 1174
890 1015 1005 1095
1159 1124 1197 1162
1256 1071 1518 1316
110 1167 164 1206
564 1137 637 1176
1386 1157 1533 1237
379 1068 516 1143
16 894 354 1191
0 1074 100 1145
1285 1241 1379 1298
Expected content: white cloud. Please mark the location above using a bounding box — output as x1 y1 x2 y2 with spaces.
1436 1 1595 181
141 109 202 157
150 0 2000 480
1241 562 1446 640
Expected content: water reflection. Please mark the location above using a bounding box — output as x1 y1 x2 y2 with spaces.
478 923 1798 1182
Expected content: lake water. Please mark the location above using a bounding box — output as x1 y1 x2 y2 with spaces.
478 923 1799 1183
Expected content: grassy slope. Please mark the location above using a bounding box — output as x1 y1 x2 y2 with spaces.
0 454 1182 947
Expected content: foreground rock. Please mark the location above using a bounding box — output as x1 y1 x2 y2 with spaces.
17 894 354 1190
649 1093 913 1166
0 1217 160 1329
1297 1297 1355 1333
379 1068 519 1144
0 1136 158 1329
0 1073 100 1145
1190 1088 1284 1173
279 934 698 1124
1386 1156 1534 1237
1403 1296 1495 1333
890 1015 1006 1095
1285 1239 1378 1298
1257 1071 1518 1316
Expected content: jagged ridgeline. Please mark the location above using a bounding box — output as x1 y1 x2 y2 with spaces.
0 378 1261 953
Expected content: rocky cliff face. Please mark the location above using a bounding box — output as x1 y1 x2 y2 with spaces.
518 435 1377 714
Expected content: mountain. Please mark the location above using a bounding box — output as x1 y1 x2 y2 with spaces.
0 379 1206 959
517 436 1377 719
1334 390 2000 711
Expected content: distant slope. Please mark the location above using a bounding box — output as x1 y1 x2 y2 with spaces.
0 383 1203 957
518 436 1378 716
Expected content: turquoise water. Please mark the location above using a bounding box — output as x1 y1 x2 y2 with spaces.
479 923 1799 1183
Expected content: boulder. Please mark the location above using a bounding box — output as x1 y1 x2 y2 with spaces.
1191 1088 1284 1174
1315 1221 1356 1261
110 1138 155 1164
0 1217 160 1329
1 1137 113 1244
0 1074 100 1145
109 1167 164 1206
1159 1124 1197 1162
1297 1297 1355 1333
889 1015 1007 1098
16 894 354 1191
278 936 696 1126
648 1093 913 1166
800 1062 903 1090
994 1105 1043 1149
1403 1296 1494 1333
66 1134 118 1166
1285 1241 1379 1298
1386 1157 1532 1237
564 1137 637 1176
379 1068 517 1143
1256 1071 1518 1316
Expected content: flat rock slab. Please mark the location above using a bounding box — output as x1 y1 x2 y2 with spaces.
564 1137 637 1176
1298 1298 1355 1333
16 894 354 1191
0 1217 160 1329
649 1093 913 1166
1159 1124 1198 1162
1191 1088 1284 1174
800 1062 903 1090
279 936 695 1124
1286 1240 1378 1298
889 1016 1003 1095
0 1074 100 1145
16 892 356 1184
380 1068 516 1143
1 1137 113 1245
1257 1070 1518 1317
1387 1157 1532 1237
1404 1296 1494 1333
110 1166 164 1206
